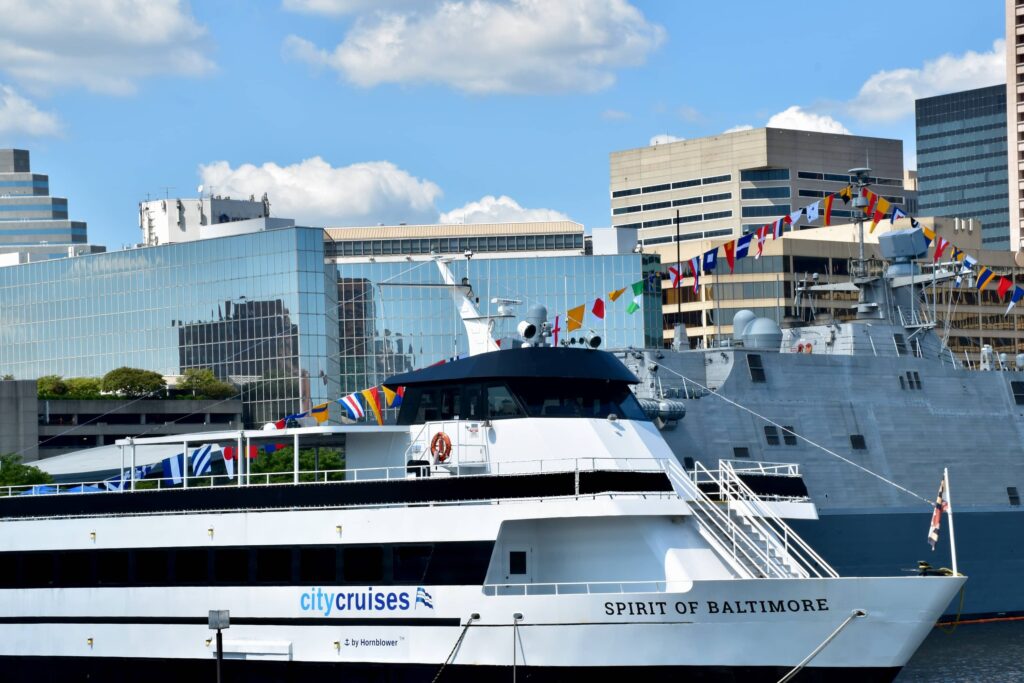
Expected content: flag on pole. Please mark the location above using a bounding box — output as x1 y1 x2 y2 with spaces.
772 217 785 239
625 280 644 314
805 200 820 224
222 447 236 480
382 385 404 408
933 236 950 262
823 194 835 226
608 287 626 302
566 304 585 332
668 263 684 288
789 208 803 228
921 224 935 245
339 393 364 420
552 314 561 346
869 197 890 233
362 387 384 426
890 206 908 224
311 402 330 424
591 297 605 320
688 256 701 293
927 479 949 551
1007 287 1024 315
976 267 996 292
754 225 770 259
702 247 718 272
723 240 736 273
162 452 185 485
191 444 213 476
997 277 1014 299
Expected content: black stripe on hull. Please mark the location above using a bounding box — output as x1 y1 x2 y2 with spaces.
0 470 672 519
0 616 460 627
0 656 902 683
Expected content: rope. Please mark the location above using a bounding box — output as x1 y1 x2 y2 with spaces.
647 358 934 508
430 613 478 682
776 609 866 683
937 585 966 634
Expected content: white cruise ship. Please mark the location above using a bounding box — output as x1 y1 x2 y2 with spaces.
0 346 962 681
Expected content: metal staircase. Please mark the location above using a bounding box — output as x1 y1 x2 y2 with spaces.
661 458 837 579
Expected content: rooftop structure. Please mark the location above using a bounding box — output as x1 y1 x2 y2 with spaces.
916 84 1009 249
139 194 291 246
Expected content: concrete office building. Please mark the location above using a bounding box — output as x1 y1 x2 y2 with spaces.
0 149 100 260
139 193 293 246
917 85 1010 249
610 128 912 251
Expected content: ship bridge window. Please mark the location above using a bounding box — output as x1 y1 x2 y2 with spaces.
764 425 781 446
850 434 866 450
485 384 525 419
1009 487 1021 506
1011 381 1024 405
505 378 648 420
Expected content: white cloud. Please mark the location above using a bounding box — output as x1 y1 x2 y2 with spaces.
0 0 214 95
848 39 1005 123
601 108 629 121
766 106 850 135
198 157 443 226
284 0 665 94
440 194 569 224
282 0 421 15
649 133 683 145
723 124 753 134
0 84 61 136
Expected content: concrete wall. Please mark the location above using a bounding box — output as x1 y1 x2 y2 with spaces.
0 380 39 461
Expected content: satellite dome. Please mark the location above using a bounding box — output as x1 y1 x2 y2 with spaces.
744 317 783 350
732 310 756 340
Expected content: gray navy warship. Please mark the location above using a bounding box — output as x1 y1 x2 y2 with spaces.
619 224 1024 619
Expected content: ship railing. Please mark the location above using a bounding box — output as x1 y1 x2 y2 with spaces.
716 461 838 579
482 579 670 596
0 456 670 498
661 458 796 579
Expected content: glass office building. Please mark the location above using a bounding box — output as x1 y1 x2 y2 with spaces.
0 226 338 426
915 85 1010 248
334 253 663 395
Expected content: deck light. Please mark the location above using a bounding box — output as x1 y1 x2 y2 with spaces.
208 526 214 539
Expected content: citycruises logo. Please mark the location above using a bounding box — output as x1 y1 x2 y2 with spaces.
299 587 434 616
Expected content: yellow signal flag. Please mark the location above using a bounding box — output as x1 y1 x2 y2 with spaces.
566 304 585 332
608 287 626 302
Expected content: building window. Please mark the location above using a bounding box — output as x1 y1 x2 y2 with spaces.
677 214 702 224
702 174 731 185
764 425 780 446
673 178 701 189
1009 487 1021 506
509 551 527 575
703 210 732 220
703 192 732 203
643 201 672 211
741 205 791 218
740 169 789 182
673 196 701 206
642 183 671 194
613 205 641 215
797 171 823 180
733 447 750 458
798 189 825 198
612 188 641 198
850 434 867 450
747 354 766 383
742 187 790 199
781 426 797 445
1011 381 1024 405
823 173 851 182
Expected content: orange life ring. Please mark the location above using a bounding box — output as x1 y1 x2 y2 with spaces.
430 432 452 463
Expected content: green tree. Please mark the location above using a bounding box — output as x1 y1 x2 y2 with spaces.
249 447 345 483
37 375 68 399
101 367 166 398
64 377 103 400
177 368 236 400
0 453 54 490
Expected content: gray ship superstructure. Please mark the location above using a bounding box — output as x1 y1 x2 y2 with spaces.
621 226 1024 618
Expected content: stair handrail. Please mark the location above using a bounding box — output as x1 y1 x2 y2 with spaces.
662 458 792 579
719 460 839 578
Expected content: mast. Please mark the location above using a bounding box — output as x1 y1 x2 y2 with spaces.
848 167 871 279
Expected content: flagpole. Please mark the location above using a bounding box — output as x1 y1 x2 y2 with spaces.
676 209 682 333
944 467 958 575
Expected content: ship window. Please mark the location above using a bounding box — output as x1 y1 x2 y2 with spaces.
300 547 337 583
509 551 527 575
486 383 525 419
58 551 92 586
850 434 866 450
733 447 750 458
214 548 249 584
406 386 460 423
898 375 906 390
343 546 383 583
910 371 922 389
96 550 130 585
1012 381 1024 405
175 549 208 584
782 426 797 445
256 547 293 583
393 545 433 582
21 552 54 587
747 354 766 383
764 425 781 446
0 555 16 587
136 549 170 584
506 379 648 420
1009 487 1021 506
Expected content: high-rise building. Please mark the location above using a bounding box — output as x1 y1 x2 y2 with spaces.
1006 0 1024 250
916 85 1009 249
0 149 97 259
610 128 910 252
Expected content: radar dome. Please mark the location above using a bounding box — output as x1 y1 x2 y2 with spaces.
744 317 783 350
732 310 756 339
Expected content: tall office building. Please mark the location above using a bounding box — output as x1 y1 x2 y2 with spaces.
1007 0 1024 250
916 85 1009 249
610 128 909 252
0 149 90 254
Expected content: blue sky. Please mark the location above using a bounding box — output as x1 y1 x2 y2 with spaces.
0 0 1005 249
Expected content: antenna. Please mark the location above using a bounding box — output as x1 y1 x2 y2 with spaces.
160 186 175 200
